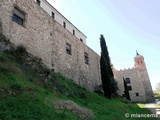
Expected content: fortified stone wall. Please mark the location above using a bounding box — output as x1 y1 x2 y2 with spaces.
51 20 101 90
137 67 155 102
0 0 101 90
113 53 154 103
114 68 147 102
0 0 53 68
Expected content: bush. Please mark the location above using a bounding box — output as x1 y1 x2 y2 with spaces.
0 66 12 73
15 45 26 54
11 84 23 91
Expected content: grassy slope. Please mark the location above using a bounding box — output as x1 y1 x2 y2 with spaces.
0 51 156 120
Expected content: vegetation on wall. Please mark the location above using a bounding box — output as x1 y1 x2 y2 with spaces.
100 35 118 98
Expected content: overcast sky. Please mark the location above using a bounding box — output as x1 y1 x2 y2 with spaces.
47 0 160 90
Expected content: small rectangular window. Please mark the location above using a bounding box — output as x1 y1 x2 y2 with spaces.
12 7 25 26
66 43 71 55
84 52 89 65
36 0 41 5
73 30 75 35
63 22 66 28
127 86 132 91
135 93 139 96
52 12 55 19
80 38 83 42
125 78 130 84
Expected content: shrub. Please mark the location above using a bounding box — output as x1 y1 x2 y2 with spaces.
15 45 26 54
11 84 23 91
0 66 12 73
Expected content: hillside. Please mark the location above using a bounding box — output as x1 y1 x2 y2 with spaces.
0 34 156 120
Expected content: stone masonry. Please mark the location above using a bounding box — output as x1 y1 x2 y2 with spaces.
0 0 101 90
0 0 154 102
113 52 154 102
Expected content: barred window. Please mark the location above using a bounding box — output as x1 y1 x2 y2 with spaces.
52 12 55 19
73 30 75 35
63 22 66 28
135 93 139 96
127 86 132 91
12 7 25 26
66 43 71 55
125 78 130 84
84 52 89 65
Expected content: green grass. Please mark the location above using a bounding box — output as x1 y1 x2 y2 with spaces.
0 51 156 120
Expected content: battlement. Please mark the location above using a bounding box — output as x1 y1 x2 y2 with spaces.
114 67 136 72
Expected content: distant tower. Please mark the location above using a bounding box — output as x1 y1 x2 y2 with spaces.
134 51 154 102
134 50 147 70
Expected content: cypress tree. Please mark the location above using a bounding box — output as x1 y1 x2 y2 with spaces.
100 35 118 97
123 77 131 100
100 35 113 77
100 53 111 98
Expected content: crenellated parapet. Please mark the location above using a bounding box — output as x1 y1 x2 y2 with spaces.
113 67 136 72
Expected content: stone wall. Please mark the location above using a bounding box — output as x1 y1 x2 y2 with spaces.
114 68 147 102
114 57 154 103
0 0 101 90
0 0 53 68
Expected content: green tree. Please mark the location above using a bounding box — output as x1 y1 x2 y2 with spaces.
100 53 111 98
123 77 130 100
100 35 113 77
110 77 118 97
100 35 118 98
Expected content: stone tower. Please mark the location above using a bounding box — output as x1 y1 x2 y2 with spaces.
134 51 154 102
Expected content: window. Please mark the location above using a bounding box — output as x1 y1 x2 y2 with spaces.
12 7 25 26
125 78 130 84
80 38 83 42
52 12 55 19
66 43 71 55
63 22 66 28
36 0 40 5
122 94 125 97
73 30 75 35
84 52 89 65
127 86 132 91
135 93 139 96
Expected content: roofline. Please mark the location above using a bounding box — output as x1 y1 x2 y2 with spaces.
44 0 87 38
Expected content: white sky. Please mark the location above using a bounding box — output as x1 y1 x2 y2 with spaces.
47 0 160 90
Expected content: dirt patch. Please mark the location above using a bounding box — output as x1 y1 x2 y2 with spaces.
54 100 94 120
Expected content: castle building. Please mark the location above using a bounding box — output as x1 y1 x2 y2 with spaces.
0 0 101 90
0 0 154 102
113 51 154 102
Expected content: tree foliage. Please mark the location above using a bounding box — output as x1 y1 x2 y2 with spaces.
100 35 118 98
100 52 111 98
100 35 113 77
110 77 118 97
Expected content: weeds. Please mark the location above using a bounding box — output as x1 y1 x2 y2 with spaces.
15 45 26 54
10 84 23 91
